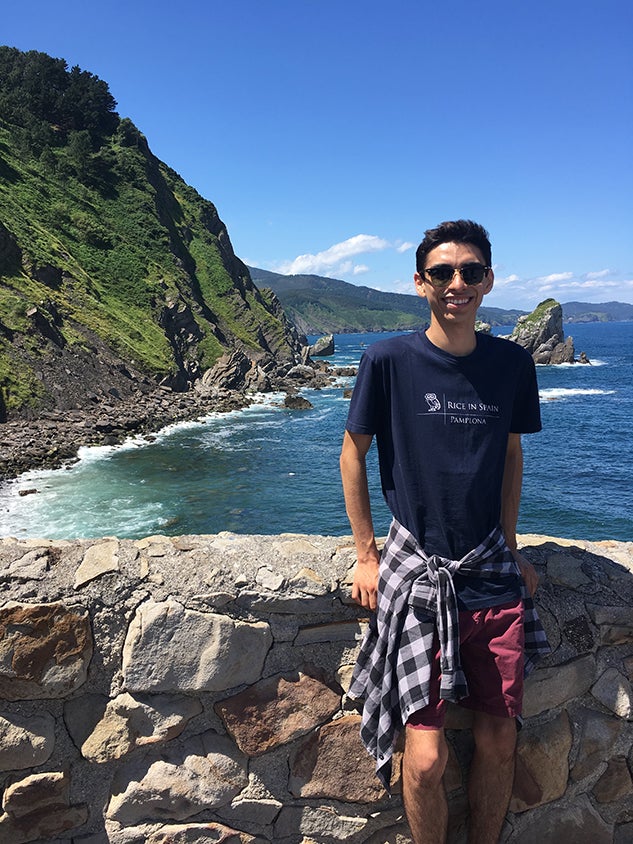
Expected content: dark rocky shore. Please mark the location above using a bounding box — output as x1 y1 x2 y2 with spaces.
0 354 355 484
0 387 245 483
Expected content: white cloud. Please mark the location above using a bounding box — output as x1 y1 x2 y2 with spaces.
537 272 574 283
353 264 370 275
494 273 521 287
585 269 611 279
396 241 415 253
275 234 390 276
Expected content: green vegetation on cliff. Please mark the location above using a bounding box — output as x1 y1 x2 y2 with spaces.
0 47 301 416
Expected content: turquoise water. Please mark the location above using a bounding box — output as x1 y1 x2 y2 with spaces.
0 323 631 542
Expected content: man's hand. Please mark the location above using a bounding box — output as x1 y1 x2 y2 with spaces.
512 549 539 597
351 553 380 611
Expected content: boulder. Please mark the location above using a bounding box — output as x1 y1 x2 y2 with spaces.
509 299 576 364
199 350 251 392
308 334 335 357
283 393 313 410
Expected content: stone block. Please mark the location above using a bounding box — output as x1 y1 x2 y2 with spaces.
592 756 633 803
122 598 272 693
590 604 633 645
289 713 389 802
522 654 595 717
7 548 49 580
510 710 572 812
615 822 633 844
294 619 365 645
591 667 633 719
106 730 248 825
274 805 368 840
547 552 591 587
571 707 624 782
0 711 55 770
74 540 120 588
0 602 93 700
0 771 88 843
216 672 340 757
289 566 330 596
512 796 612 844
80 692 203 762
145 822 257 842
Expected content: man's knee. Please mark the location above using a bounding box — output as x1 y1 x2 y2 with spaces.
472 713 517 761
403 730 449 789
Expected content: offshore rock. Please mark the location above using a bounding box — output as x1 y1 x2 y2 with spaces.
283 393 313 410
308 334 335 357
509 299 579 364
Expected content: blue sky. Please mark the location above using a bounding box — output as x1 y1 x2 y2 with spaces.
3 0 632 309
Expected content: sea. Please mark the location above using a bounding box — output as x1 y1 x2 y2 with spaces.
0 322 631 543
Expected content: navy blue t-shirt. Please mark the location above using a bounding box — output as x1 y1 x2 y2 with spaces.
345 331 542 608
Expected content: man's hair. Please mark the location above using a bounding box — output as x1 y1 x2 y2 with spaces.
415 220 492 272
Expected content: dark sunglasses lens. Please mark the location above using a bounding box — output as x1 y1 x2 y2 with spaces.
427 266 454 284
461 264 486 284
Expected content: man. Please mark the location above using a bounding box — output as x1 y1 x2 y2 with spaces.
340 220 549 844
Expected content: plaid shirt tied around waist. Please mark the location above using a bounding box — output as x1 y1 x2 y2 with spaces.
348 519 550 786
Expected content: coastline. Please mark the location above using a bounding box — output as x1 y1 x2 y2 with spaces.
0 386 251 484
0 357 353 486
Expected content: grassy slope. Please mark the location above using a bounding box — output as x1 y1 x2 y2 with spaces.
0 121 296 413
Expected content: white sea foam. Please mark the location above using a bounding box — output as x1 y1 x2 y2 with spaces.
540 387 616 401
536 358 607 368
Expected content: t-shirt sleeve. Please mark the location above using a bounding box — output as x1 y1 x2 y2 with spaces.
345 351 382 435
510 352 542 433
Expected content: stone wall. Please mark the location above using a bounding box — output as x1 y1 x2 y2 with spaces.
0 532 632 844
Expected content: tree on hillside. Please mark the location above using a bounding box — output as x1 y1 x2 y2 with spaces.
0 46 119 148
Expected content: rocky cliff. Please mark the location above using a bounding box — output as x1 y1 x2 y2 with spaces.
509 299 585 364
0 48 305 421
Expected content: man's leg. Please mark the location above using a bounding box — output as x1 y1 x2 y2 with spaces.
402 726 449 844
468 711 517 844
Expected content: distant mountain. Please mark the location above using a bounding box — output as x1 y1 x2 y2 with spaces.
248 267 526 334
562 301 633 323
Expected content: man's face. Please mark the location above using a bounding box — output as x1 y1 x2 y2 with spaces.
414 241 494 326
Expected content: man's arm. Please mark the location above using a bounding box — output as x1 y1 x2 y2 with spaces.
501 432 539 596
340 430 381 610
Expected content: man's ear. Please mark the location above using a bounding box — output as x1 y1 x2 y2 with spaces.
414 272 427 299
483 268 494 295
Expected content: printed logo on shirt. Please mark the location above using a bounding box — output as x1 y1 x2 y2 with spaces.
418 394 501 426
425 393 441 412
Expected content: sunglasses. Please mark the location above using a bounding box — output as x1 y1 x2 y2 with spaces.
423 263 491 287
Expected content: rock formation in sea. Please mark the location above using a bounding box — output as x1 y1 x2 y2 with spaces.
509 299 589 364
308 334 335 357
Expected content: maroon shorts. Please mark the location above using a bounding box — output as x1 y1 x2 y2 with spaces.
406 600 525 730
